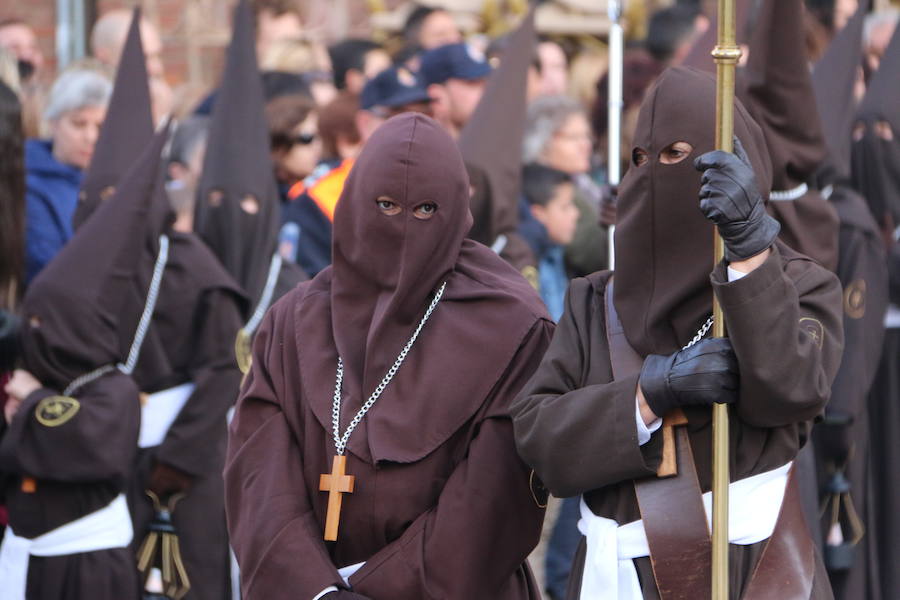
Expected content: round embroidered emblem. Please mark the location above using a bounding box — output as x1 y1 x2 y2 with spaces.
35 396 80 427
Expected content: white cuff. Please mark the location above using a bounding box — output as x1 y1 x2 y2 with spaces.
635 396 662 445
726 265 748 282
313 586 338 600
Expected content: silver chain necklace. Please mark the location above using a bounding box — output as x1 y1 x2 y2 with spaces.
682 315 714 351
331 281 448 456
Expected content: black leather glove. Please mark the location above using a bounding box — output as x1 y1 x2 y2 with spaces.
694 137 781 261
639 337 739 419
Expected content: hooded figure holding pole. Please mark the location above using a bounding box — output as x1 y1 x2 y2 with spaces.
510 66 843 599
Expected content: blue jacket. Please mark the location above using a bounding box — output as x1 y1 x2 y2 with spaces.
279 180 333 278
519 195 569 322
24 139 83 283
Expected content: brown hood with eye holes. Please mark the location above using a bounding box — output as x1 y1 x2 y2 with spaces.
193 0 302 304
289 113 549 463
852 20 900 225
614 66 771 357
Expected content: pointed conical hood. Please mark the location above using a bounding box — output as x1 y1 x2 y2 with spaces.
73 7 154 231
458 5 536 248
812 0 868 181
740 0 827 189
21 127 170 389
194 0 283 303
851 22 900 224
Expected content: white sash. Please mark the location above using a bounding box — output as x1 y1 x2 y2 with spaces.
139 383 195 448
0 494 133 600
577 462 792 600
885 304 900 329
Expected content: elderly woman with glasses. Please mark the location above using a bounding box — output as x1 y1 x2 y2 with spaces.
24 67 111 283
523 95 610 278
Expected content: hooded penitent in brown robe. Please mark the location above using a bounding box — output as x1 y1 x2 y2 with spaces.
739 0 840 272
68 12 247 598
810 3 889 597
458 7 537 275
194 0 305 322
225 113 553 599
0 128 173 600
510 67 843 600
851 22 900 600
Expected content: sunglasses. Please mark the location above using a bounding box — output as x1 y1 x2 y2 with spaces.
291 133 317 146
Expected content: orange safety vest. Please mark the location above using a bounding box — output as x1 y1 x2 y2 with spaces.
287 159 355 223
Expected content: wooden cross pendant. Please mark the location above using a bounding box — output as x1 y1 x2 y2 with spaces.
656 408 689 478
319 455 355 541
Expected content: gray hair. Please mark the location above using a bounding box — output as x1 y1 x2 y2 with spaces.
168 115 210 168
864 9 899 47
522 95 585 164
43 69 111 122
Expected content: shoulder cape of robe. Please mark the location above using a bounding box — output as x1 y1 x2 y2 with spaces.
124 231 247 600
225 270 554 599
0 371 140 599
511 243 844 600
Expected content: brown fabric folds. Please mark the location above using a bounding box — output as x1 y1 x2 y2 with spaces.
741 0 827 191
307 113 548 463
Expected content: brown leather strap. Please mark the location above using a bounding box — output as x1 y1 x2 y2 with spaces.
634 428 712 600
742 468 816 600
603 278 815 599
603 277 644 377
605 279 711 600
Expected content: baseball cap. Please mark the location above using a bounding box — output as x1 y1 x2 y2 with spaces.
418 42 492 86
360 66 432 111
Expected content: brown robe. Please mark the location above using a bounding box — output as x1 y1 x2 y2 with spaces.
511 244 843 599
813 184 888 599
125 232 246 600
0 374 140 599
0 125 170 600
224 279 553 599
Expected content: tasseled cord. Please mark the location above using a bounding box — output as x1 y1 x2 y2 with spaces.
136 491 191 600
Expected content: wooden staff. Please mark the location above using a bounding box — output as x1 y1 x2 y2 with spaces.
606 0 623 269
711 0 741 596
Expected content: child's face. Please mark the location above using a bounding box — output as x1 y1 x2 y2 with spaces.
531 182 580 246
